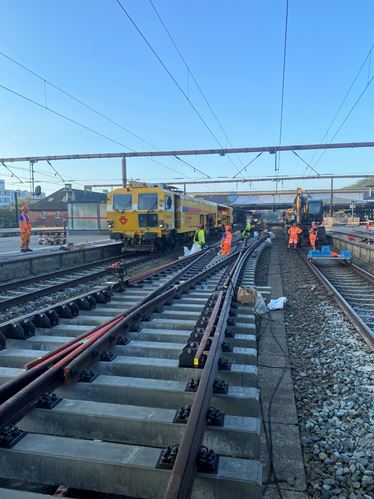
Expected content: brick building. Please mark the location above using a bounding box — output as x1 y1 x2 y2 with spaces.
29 187 106 228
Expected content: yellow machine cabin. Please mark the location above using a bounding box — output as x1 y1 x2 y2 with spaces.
107 183 233 250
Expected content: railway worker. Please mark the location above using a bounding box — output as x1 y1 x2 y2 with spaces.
242 221 252 237
287 223 302 251
19 205 32 253
221 225 233 255
194 224 205 249
309 222 318 250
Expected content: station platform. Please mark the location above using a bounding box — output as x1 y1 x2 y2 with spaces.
0 234 113 261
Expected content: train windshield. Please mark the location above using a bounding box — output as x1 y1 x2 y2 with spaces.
308 201 322 214
138 193 158 210
113 194 132 211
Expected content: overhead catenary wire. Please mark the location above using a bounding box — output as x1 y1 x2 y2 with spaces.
0 50 204 180
1 162 24 183
0 49 170 153
46 160 65 183
232 152 263 179
0 82 197 180
275 0 289 173
174 156 211 178
115 0 233 178
147 0 243 174
314 71 374 168
291 150 320 176
311 42 374 165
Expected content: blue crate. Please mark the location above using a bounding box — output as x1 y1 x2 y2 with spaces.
340 250 352 259
321 245 331 254
309 250 322 257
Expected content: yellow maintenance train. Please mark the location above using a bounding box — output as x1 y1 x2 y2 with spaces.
107 183 233 250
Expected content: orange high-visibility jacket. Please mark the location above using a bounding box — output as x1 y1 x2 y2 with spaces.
288 226 302 236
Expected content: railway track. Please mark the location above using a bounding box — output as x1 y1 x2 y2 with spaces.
298 251 374 349
0 251 177 312
0 236 267 498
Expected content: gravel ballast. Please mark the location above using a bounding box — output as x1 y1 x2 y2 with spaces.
278 239 373 499
0 253 177 323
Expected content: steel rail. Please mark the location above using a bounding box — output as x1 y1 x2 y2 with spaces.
0 243 213 312
0 256 149 310
298 250 374 350
0 254 136 293
193 291 224 366
164 236 267 499
0 244 214 339
63 248 237 383
352 263 374 285
0 245 226 428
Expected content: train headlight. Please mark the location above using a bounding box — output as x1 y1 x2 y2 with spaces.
107 220 114 228
159 219 164 228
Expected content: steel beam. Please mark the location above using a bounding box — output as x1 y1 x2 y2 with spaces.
0 140 374 163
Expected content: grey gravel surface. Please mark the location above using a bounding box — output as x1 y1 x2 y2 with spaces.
279 242 374 499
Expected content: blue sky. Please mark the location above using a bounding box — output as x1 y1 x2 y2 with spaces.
0 0 373 195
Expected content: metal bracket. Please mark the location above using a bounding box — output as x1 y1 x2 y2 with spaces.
221 341 232 352
33 313 50 328
218 358 231 371
46 309 60 326
156 444 179 470
185 377 200 392
173 405 191 424
56 304 77 319
75 297 93 310
0 425 26 448
206 407 225 426
100 350 116 362
179 343 198 368
79 368 98 383
37 392 62 409
116 335 129 345
196 446 219 473
213 378 228 394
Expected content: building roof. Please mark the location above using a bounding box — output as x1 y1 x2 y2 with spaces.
29 188 106 211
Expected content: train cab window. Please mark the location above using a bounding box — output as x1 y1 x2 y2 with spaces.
113 194 132 211
165 195 172 210
138 193 158 210
138 214 158 227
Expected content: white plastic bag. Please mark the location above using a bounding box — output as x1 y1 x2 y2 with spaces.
184 243 201 257
267 297 288 310
254 291 268 315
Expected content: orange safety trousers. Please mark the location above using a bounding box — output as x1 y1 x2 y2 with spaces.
221 242 231 255
19 213 31 248
20 230 31 248
309 234 317 248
